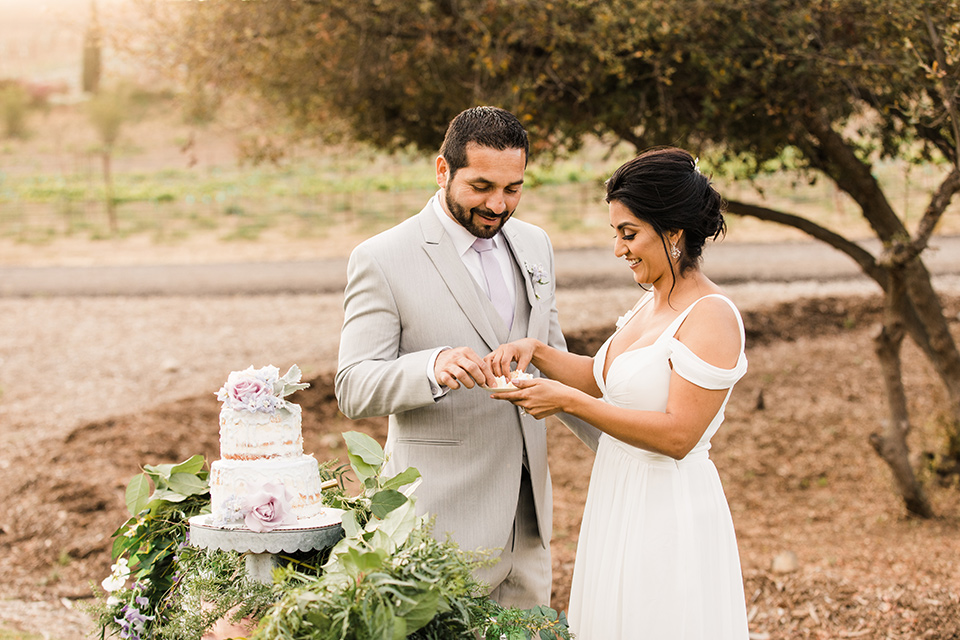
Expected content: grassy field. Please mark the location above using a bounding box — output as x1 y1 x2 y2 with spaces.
3 92 959 267
2 0 959 265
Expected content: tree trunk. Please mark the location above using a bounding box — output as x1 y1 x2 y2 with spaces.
801 113 960 464
900 259 960 460
869 272 934 517
102 149 116 234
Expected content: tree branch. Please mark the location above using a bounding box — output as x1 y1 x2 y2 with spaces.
725 198 886 286
802 112 908 242
880 166 960 267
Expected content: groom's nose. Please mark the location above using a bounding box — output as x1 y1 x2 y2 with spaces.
486 191 508 215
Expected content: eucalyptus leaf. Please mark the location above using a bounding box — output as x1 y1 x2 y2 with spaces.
143 462 176 481
151 488 188 503
380 467 421 492
370 489 406 519
400 477 422 498
110 517 135 539
340 510 361 538
167 472 209 497
390 614 407 640
342 547 386 578
367 528 395 555
111 532 136 560
169 454 206 476
400 586 440 634
367 500 417 550
342 431 384 466
125 473 152 516
349 457 379 483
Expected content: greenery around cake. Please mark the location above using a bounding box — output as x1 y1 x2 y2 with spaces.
90 432 572 639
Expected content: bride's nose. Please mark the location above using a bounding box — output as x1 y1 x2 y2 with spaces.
614 237 626 257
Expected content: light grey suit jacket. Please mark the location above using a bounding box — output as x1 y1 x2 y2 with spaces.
336 201 598 557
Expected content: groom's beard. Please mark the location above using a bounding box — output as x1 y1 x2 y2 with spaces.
445 190 513 239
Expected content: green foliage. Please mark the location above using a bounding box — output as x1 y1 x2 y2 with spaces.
0 84 30 139
93 454 211 638
255 432 568 640
92 433 570 639
0 626 44 640
155 546 277 640
87 83 138 150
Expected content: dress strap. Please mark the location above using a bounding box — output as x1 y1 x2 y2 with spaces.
663 294 744 344
665 294 747 390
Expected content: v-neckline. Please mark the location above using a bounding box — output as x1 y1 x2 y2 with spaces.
601 294 658 384
600 293 725 386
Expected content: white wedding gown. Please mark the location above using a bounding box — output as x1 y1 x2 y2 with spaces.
567 294 750 639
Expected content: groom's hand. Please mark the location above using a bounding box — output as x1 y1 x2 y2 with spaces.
435 347 494 390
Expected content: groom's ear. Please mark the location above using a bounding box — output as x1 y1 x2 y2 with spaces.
436 155 449 189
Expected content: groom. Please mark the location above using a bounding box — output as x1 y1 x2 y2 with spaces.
336 106 596 608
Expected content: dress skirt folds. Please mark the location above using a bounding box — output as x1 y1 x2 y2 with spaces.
567 294 749 639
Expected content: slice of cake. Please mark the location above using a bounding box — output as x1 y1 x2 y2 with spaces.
485 369 534 390
209 365 324 530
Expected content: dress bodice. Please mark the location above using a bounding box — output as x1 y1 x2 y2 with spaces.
592 293 748 458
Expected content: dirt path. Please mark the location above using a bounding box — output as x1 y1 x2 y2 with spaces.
3 239 960 639
4 236 960 297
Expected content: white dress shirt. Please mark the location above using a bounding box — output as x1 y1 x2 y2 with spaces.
426 191 517 396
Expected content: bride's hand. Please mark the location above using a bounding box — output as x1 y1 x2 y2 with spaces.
490 377 570 420
485 338 539 377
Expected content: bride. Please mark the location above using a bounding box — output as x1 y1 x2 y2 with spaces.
487 147 749 639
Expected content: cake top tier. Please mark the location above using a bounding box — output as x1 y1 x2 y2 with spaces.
216 364 310 414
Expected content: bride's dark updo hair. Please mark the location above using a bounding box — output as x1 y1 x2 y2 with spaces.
605 147 725 277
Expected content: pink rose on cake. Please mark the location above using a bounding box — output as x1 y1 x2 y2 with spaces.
216 365 309 414
242 482 298 532
229 377 272 409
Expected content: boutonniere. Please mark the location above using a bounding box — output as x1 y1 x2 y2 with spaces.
523 261 550 299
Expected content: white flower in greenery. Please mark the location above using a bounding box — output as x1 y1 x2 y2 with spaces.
102 558 131 592
123 517 145 538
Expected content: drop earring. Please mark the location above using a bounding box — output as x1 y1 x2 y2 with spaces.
671 243 681 260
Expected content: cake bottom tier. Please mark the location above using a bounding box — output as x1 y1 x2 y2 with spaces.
210 455 324 522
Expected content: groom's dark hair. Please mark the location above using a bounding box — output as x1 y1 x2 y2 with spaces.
439 106 529 178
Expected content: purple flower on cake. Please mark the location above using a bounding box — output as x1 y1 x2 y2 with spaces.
211 495 246 527
216 364 309 414
242 482 297 532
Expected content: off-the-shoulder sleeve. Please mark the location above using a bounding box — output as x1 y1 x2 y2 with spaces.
667 337 747 390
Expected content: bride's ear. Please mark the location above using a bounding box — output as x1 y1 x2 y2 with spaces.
669 230 684 249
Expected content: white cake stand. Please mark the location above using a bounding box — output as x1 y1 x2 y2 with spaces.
188 510 345 583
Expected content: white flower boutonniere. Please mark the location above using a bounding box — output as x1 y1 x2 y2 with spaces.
523 261 550 299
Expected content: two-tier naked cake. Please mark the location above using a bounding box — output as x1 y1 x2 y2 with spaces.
208 364 325 529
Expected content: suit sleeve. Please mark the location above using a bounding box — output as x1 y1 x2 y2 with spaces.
540 231 602 452
335 243 438 419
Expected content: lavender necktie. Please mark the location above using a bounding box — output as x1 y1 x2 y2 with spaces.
472 237 514 330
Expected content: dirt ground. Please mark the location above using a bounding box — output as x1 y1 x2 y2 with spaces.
1 294 959 639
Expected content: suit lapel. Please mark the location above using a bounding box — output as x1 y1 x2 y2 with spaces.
418 209 501 351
